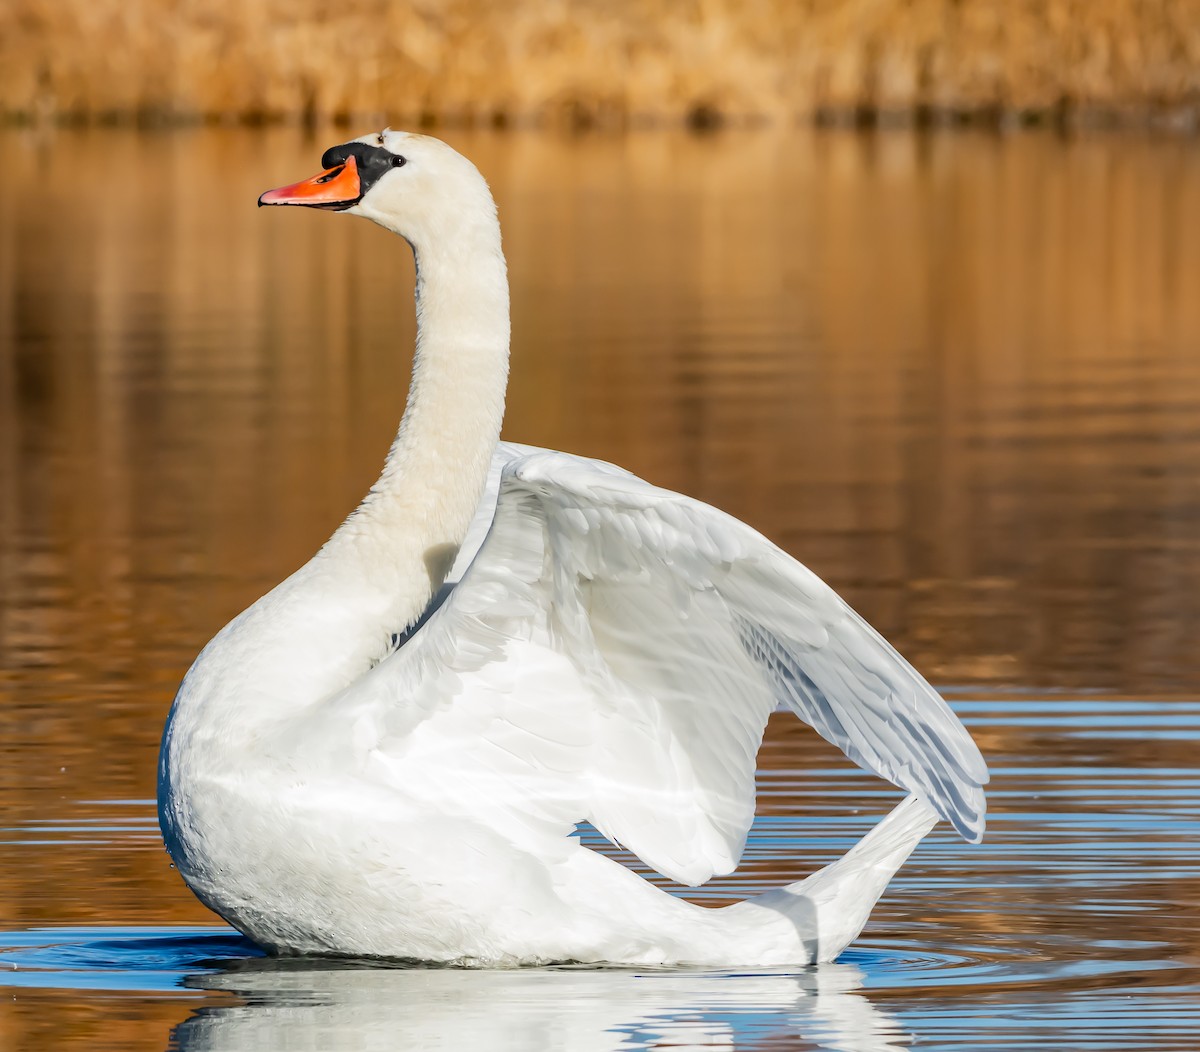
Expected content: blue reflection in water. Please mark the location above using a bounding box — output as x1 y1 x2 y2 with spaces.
2 694 1199 1050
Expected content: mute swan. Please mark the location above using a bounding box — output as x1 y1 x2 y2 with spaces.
157 130 987 967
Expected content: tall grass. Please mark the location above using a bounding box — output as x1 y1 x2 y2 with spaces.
2 0 1198 125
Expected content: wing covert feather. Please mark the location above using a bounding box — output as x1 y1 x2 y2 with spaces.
364 447 987 887
502 452 988 845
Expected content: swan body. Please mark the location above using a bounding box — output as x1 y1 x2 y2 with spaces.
158 130 987 966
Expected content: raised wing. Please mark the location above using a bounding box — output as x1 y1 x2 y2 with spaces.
364 448 987 887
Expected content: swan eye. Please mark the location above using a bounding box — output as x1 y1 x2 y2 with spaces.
391 155 407 168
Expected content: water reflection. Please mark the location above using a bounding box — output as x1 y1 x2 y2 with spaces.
1 128 1199 707
4 680 1200 1047
173 960 906 1052
2 126 1200 1050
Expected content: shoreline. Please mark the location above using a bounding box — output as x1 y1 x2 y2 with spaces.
2 102 1198 135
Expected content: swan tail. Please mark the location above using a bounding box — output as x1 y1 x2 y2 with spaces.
723 795 938 964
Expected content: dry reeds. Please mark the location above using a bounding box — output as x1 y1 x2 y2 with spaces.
2 0 1199 127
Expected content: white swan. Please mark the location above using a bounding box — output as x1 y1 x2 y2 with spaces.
157 130 987 967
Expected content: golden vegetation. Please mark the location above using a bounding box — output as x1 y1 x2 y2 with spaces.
1 0 1198 126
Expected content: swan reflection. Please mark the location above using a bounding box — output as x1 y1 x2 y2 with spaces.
174 959 909 1051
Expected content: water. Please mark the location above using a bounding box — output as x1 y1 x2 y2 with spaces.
1 125 1199 1049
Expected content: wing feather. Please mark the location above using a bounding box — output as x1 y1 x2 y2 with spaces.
358 447 987 887
501 452 987 846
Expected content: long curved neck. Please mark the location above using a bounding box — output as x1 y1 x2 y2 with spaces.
190 215 510 714
323 228 511 604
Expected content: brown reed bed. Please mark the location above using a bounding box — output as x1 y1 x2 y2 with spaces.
2 0 1198 128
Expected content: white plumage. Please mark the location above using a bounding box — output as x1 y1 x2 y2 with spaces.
158 130 987 966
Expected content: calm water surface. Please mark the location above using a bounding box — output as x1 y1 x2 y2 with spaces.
1 126 1199 1049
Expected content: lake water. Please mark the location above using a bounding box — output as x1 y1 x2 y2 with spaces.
1 125 1199 1050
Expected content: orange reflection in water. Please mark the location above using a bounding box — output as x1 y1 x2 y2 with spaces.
0 127 1198 962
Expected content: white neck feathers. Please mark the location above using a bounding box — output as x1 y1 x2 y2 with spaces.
190 188 510 714
325 220 511 596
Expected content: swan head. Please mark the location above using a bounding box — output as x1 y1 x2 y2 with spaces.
258 129 498 249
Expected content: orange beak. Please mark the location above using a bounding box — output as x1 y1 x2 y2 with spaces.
258 154 363 210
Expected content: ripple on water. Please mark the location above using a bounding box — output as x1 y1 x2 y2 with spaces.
0 927 1100 995
0 927 261 992
3 696 1200 1050
0 921 1193 1052
0 927 1073 995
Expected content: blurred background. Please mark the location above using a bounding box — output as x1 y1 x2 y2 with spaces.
2 3 1200 1050
2 0 1199 128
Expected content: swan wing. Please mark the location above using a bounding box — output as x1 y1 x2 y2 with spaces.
356 449 987 887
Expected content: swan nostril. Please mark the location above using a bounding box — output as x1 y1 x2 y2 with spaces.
315 165 346 184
